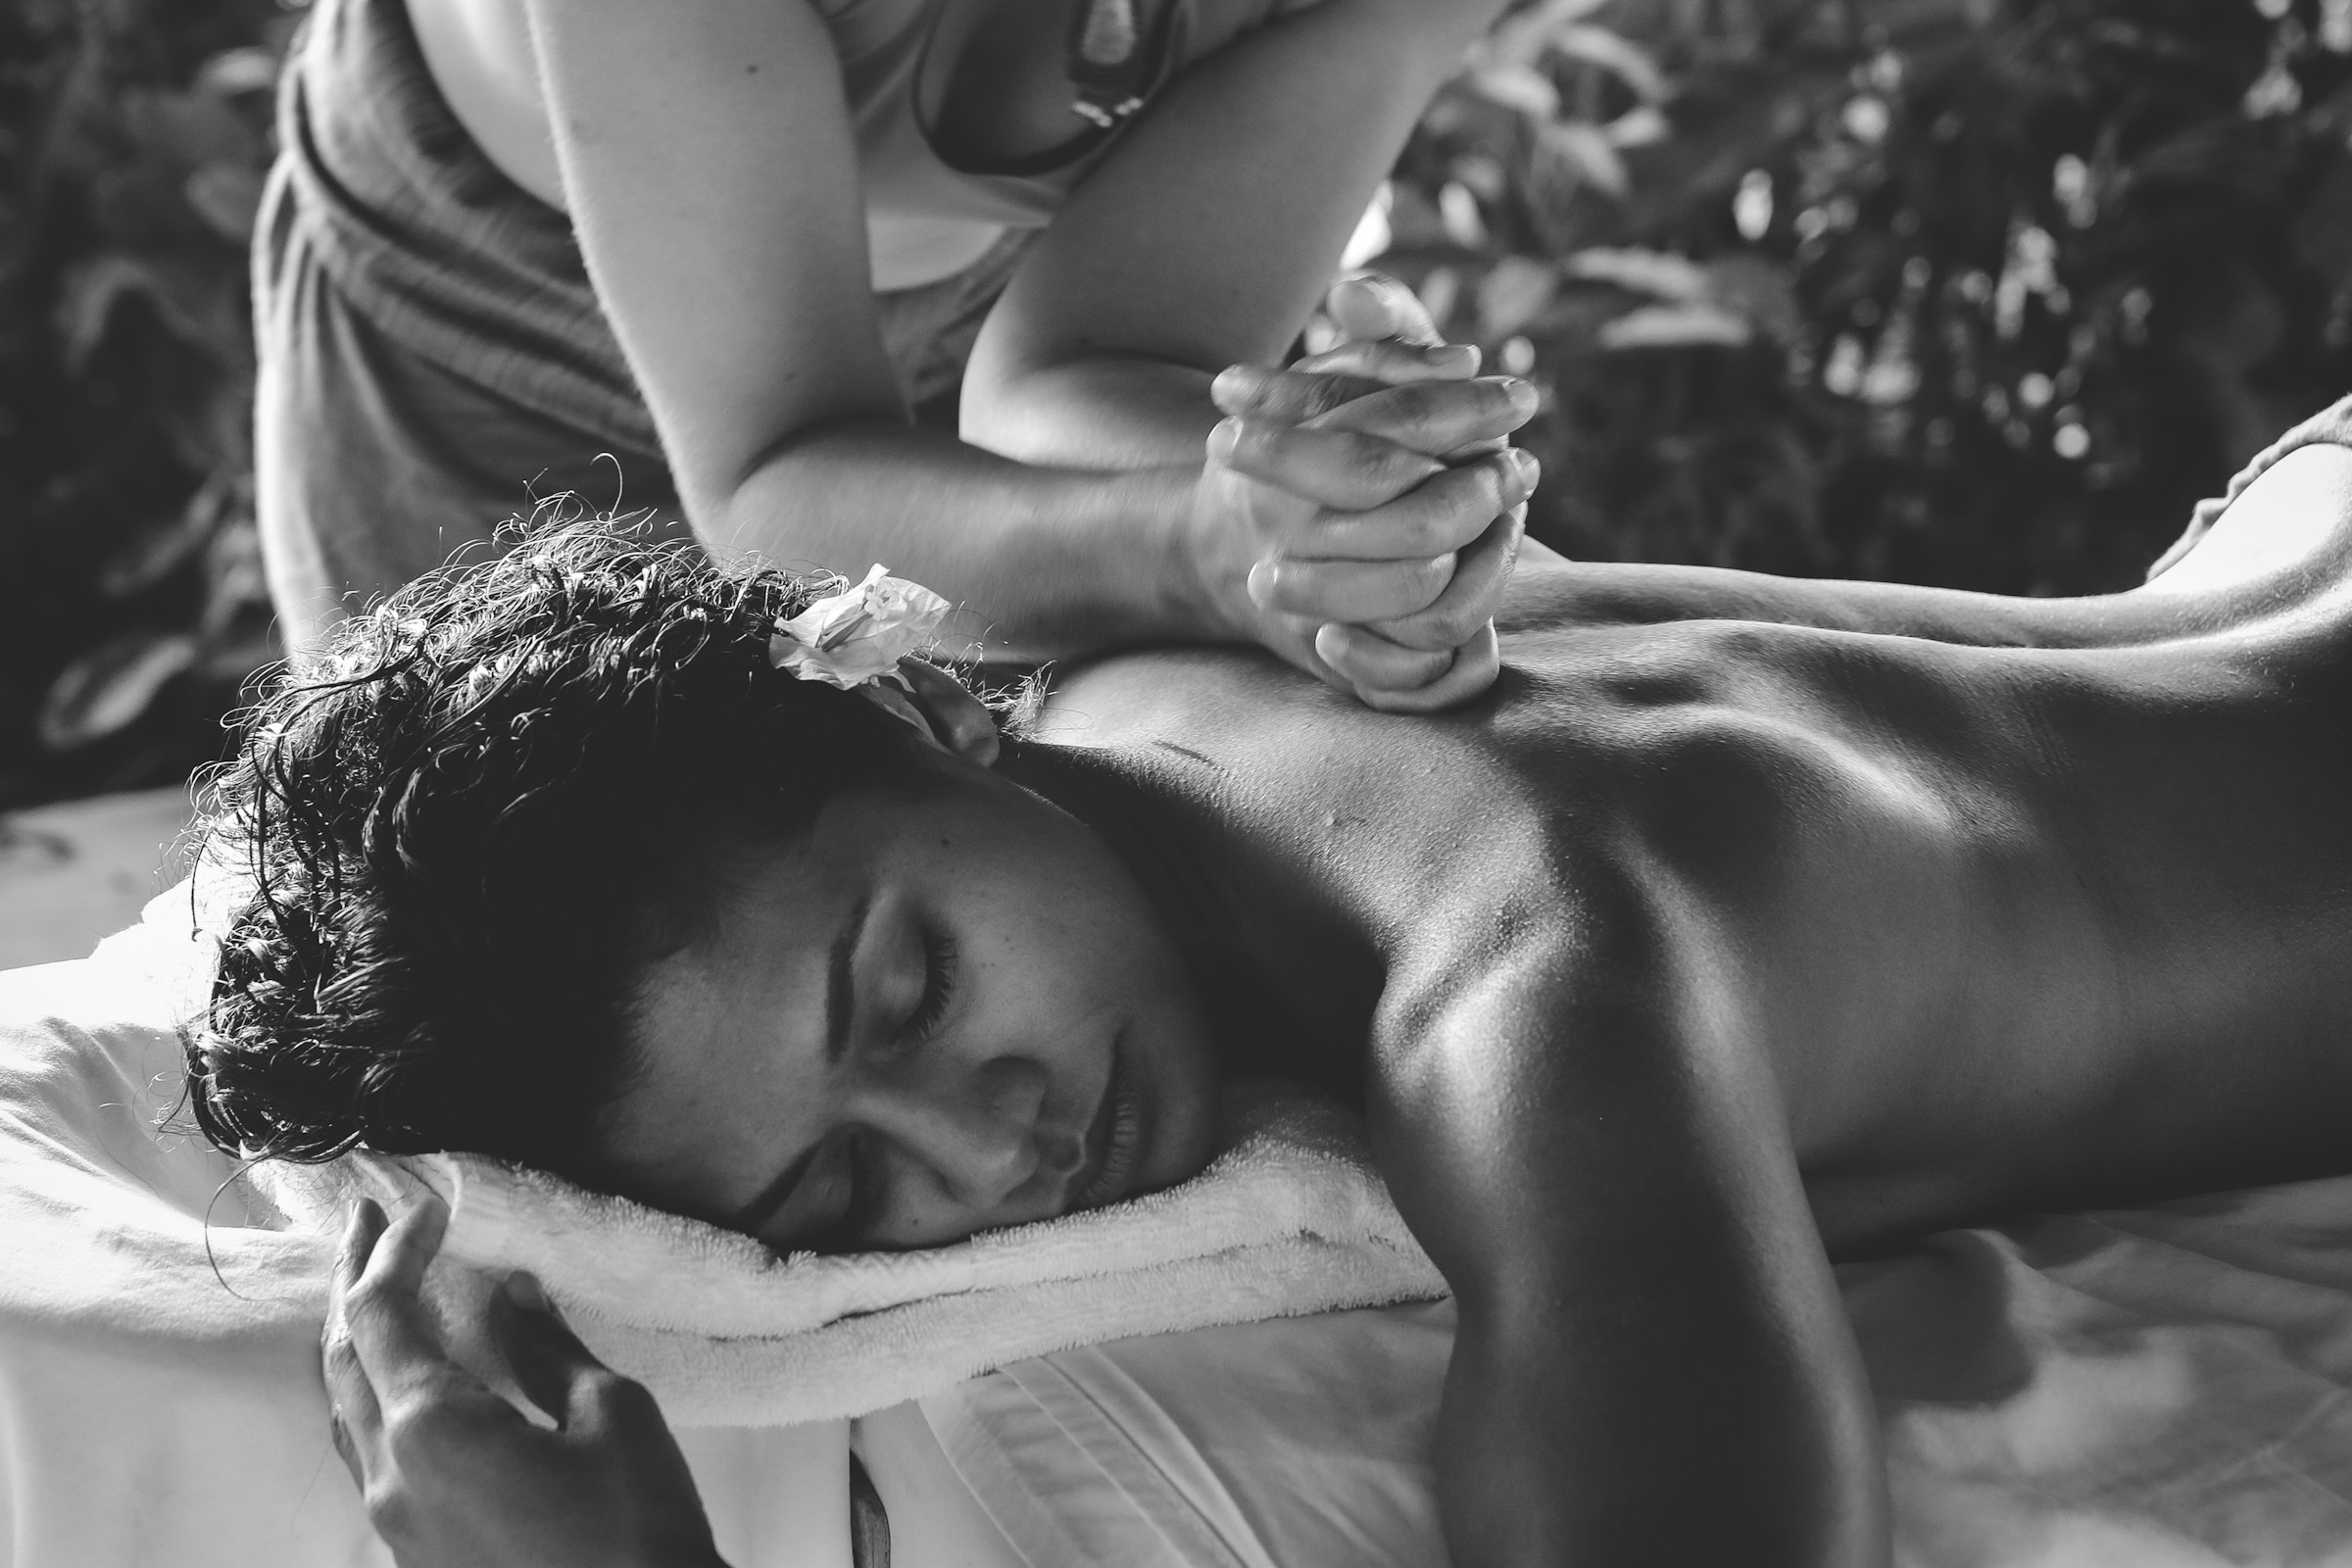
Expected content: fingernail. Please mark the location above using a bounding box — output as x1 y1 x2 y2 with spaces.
1212 365 1264 404
1503 378 1540 417
503 1271 550 1313
1510 448 1542 486
1430 342 1479 365
1206 416 1244 465
1247 559 1281 607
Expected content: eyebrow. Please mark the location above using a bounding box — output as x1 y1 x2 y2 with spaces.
730 892 872 1235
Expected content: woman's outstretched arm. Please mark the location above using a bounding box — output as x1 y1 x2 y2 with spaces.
1501 440 2352 651
1369 860 1889 1568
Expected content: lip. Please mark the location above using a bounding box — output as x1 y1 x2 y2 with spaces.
1069 1036 1145 1212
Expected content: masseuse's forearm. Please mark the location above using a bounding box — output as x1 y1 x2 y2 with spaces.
709 418 1217 664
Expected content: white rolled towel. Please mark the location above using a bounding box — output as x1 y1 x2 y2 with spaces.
250 1085 1446 1427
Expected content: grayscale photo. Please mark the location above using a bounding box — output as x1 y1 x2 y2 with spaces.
5 0 2352 1563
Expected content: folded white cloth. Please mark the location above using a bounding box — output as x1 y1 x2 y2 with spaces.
252 1086 1448 1427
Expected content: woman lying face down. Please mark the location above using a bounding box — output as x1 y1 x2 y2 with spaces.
190 530 1227 1252
193 434 2352 1568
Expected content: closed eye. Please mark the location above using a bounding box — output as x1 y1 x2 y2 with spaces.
901 927 957 1046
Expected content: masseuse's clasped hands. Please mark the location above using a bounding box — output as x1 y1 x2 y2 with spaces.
1193 275 1540 712
324 1197 725 1568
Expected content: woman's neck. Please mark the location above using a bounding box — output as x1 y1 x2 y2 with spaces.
996 736 1383 1090
996 737 1231 946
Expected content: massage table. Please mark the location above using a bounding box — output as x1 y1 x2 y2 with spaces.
7 888 2352 1567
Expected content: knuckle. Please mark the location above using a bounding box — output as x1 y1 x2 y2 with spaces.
583 1367 653 1417
1468 458 1514 509
1300 376 1354 419
382 1399 457 1461
342 1274 394 1319
1381 387 1445 445
1398 506 1456 555
1337 430 1395 475
1385 615 1463 652
1362 680 1444 714
363 1480 412 1536
1432 605 1487 645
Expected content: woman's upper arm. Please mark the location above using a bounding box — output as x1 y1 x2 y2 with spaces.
517 0 904 520
967 0 1502 399
1367 899 1887 1567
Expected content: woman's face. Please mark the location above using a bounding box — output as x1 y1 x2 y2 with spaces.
599 754 1222 1252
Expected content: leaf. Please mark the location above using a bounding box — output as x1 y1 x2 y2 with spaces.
1551 25 1668 104
38 633 202 752
1467 65 1561 122
185 161 266 242
1439 182 1490 249
1598 304 1754 350
1485 0 1615 72
1478 257 1560 337
57 256 185 370
196 47 281 98
1539 122 1631 199
1563 247 1711 301
1603 106 1673 149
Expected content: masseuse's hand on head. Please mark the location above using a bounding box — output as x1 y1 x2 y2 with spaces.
325 1197 728 1568
1197 274 1538 712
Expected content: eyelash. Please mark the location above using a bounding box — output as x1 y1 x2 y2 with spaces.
823 929 956 1249
900 927 958 1046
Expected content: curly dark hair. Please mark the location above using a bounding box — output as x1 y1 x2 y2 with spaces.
185 524 941 1180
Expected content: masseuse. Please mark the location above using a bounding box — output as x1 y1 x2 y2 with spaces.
254 0 1537 706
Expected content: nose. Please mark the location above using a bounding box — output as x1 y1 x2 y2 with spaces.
853 1054 1051 1210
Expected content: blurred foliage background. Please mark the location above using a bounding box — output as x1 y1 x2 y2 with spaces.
4 0 2351 808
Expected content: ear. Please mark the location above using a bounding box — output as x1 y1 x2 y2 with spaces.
858 658 1001 766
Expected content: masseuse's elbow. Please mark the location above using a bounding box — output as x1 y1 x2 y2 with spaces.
958 330 1215 470
690 406 906 548
954 342 1100 466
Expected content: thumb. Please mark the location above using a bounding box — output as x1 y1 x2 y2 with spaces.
1327 273 1445 349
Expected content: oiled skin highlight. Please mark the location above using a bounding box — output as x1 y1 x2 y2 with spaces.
1021 443 2352 1568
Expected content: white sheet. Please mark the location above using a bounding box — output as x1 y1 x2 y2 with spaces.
906 1200 2352 1568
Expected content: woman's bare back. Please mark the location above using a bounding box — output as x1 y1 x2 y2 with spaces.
1044 436 2352 1252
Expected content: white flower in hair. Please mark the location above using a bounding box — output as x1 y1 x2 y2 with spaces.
768 564 953 689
